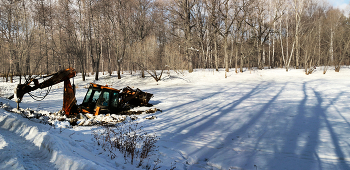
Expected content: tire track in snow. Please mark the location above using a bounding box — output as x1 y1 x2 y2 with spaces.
0 127 57 170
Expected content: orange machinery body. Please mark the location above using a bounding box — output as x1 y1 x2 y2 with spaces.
13 68 153 116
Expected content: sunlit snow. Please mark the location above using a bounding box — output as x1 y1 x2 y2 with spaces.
0 67 350 170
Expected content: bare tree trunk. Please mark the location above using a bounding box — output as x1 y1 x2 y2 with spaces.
224 36 229 72
272 14 276 68
101 41 104 75
268 30 271 69
256 33 260 69
107 38 112 76
240 29 244 73
330 27 334 65
240 42 243 73
318 19 321 66
235 36 238 73
304 50 308 73
214 38 218 71
184 1 193 73
294 0 304 69
286 13 289 68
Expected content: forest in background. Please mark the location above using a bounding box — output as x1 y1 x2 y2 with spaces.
0 0 349 82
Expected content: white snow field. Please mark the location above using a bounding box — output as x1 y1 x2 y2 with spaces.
1 67 350 170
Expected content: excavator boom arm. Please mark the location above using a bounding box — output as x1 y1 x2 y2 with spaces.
14 68 77 115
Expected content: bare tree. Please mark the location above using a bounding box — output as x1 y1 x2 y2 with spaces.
168 0 197 73
218 0 240 74
206 0 220 71
245 0 282 69
0 0 22 82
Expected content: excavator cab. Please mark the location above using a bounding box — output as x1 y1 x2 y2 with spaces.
80 84 121 115
79 83 153 115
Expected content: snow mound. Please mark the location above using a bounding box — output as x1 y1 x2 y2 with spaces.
0 110 113 169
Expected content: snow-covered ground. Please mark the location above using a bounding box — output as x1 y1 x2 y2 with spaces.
1 67 350 170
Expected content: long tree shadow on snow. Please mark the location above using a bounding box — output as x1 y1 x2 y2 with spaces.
156 82 272 142
313 89 350 169
265 82 322 169
171 82 288 169
146 84 241 133
149 79 350 169
157 80 350 169
265 82 350 170
152 81 280 169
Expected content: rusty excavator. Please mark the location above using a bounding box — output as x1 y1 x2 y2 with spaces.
10 68 153 116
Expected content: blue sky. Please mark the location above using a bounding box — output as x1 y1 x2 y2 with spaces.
329 0 349 8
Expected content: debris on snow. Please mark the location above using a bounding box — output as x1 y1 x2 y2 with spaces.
1 104 161 127
145 115 157 120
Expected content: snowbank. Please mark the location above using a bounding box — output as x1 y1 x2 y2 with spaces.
0 100 114 170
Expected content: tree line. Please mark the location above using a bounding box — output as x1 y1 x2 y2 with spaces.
0 0 349 82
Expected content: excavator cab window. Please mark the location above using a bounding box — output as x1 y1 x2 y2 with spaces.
92 90 101 102
83 89 93 103
82 88 101 104
98 91 110 106
81 87 102 113
111 92 119 107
